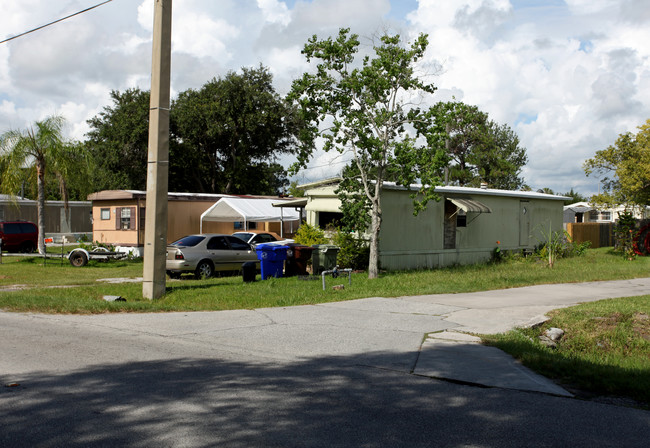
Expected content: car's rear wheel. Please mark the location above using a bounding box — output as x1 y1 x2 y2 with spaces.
195 260 214 279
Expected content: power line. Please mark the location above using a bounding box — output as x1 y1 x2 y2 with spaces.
301 159 348 171
0 0 114 45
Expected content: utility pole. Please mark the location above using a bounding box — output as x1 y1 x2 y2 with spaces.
143 0 172 299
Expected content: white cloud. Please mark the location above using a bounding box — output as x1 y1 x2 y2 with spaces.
292 0 390 30
265 45 310 91
137 0 154 32
408 0 650 193
58 101 91 140
564 0 619 15
2 0 649 197
172 12 240 60
257 0 291 26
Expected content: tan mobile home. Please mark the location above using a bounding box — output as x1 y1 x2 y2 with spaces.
88 190 299 253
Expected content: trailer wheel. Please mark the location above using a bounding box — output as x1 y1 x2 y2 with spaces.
69 251 88 267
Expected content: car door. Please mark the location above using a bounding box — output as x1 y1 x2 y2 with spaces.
205 236 234 272
225 236 257 268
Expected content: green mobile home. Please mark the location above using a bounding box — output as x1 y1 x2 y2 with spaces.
303 181 568 270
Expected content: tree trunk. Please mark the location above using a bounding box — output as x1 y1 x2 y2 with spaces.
367 199 382 279
36 161 46 255
224 141 238 194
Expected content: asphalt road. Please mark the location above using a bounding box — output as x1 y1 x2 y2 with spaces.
2 279 650 447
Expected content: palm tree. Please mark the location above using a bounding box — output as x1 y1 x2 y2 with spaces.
0 115 67 254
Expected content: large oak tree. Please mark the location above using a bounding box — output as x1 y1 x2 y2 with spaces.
417 101 528 190
171 65 301 195
85 67 300 195
86 88 151 191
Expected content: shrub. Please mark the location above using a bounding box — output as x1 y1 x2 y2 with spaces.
614 211 637 259
294 222 328 246
331 229 370 270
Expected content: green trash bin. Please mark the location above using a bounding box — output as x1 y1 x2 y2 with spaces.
311 244 339 274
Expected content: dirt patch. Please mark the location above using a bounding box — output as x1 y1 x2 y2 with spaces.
592 312 650 342
591 312 624 331
632 312 650 341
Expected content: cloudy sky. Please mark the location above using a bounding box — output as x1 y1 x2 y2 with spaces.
1 0 650 196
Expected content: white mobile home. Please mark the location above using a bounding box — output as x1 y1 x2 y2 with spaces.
563 201 650 224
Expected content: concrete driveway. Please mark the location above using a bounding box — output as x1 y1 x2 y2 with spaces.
1 278 649 447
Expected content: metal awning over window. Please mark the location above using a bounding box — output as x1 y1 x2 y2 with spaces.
448 198 492 214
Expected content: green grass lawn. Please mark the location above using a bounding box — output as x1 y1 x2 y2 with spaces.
1 247 649 313
482 295 650 408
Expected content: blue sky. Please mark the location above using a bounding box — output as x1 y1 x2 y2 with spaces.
1 0 650 197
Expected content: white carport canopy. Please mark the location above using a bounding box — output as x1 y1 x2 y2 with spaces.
200 197 301 233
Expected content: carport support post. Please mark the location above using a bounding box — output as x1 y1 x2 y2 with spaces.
143 0 172 300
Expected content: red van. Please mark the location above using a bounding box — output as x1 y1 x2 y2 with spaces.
0 221 38 253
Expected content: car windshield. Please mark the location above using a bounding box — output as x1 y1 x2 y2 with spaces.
233 232 253 242
253 233 277 243
170 235 205 247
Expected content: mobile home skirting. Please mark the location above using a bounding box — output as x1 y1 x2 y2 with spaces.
379 247 494 270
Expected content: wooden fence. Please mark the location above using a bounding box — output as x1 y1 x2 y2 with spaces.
566 222 614 248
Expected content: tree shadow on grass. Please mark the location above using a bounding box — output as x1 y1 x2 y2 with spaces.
2 352 650 447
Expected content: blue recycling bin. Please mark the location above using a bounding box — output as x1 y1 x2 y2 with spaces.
256 244 289 279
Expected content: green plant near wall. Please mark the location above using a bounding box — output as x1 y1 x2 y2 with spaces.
537 223 564 267
294 222 328 246
490 241 508 264
331 229 370 270
536 223 590 267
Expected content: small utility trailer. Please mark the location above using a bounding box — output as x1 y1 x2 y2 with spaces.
68 246 128 267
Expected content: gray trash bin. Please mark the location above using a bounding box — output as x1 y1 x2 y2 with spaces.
311 244 339 274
